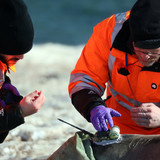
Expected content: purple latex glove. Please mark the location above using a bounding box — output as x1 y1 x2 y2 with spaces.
2 83 20 96
90 105 121 131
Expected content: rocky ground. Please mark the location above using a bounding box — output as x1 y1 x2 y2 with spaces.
0 43 96 160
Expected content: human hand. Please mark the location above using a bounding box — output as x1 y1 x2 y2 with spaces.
90 105 121 131
19 90 45 117
2 83 20 96
130 103 160 128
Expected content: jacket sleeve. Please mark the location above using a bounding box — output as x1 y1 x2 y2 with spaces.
0 131 9 143
0 102 24 143
69 16 115 120
0 103 24 131
0 75 24 142
71 89 107 121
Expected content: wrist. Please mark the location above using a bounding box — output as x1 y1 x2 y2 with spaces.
19 107 24 117
91 105 106 112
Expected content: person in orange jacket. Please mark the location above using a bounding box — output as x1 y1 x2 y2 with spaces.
0 0 45 142
69 0 160 135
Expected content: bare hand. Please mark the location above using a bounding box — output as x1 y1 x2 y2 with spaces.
130 103 160 128
20 90 45 117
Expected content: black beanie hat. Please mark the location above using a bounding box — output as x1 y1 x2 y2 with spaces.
0 0 34 55
129 0 160 49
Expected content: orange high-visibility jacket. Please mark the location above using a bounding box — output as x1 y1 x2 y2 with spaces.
69 11 160 134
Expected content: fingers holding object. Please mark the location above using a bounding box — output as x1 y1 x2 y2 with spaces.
92 117 102 131
92 116 108 131
100 116 108 131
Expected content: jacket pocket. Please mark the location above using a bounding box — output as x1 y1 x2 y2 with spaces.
135 71 160 102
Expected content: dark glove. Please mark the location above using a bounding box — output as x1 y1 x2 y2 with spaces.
90 105 121 131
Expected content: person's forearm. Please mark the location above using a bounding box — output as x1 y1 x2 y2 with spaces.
71 89 106 121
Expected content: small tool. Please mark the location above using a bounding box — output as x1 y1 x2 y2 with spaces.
58 118 94 137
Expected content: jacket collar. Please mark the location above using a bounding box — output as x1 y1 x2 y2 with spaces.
110 47 143 67
0 56 16 73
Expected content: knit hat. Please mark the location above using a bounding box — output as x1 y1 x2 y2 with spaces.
0 0 34 55
129 0 160 49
